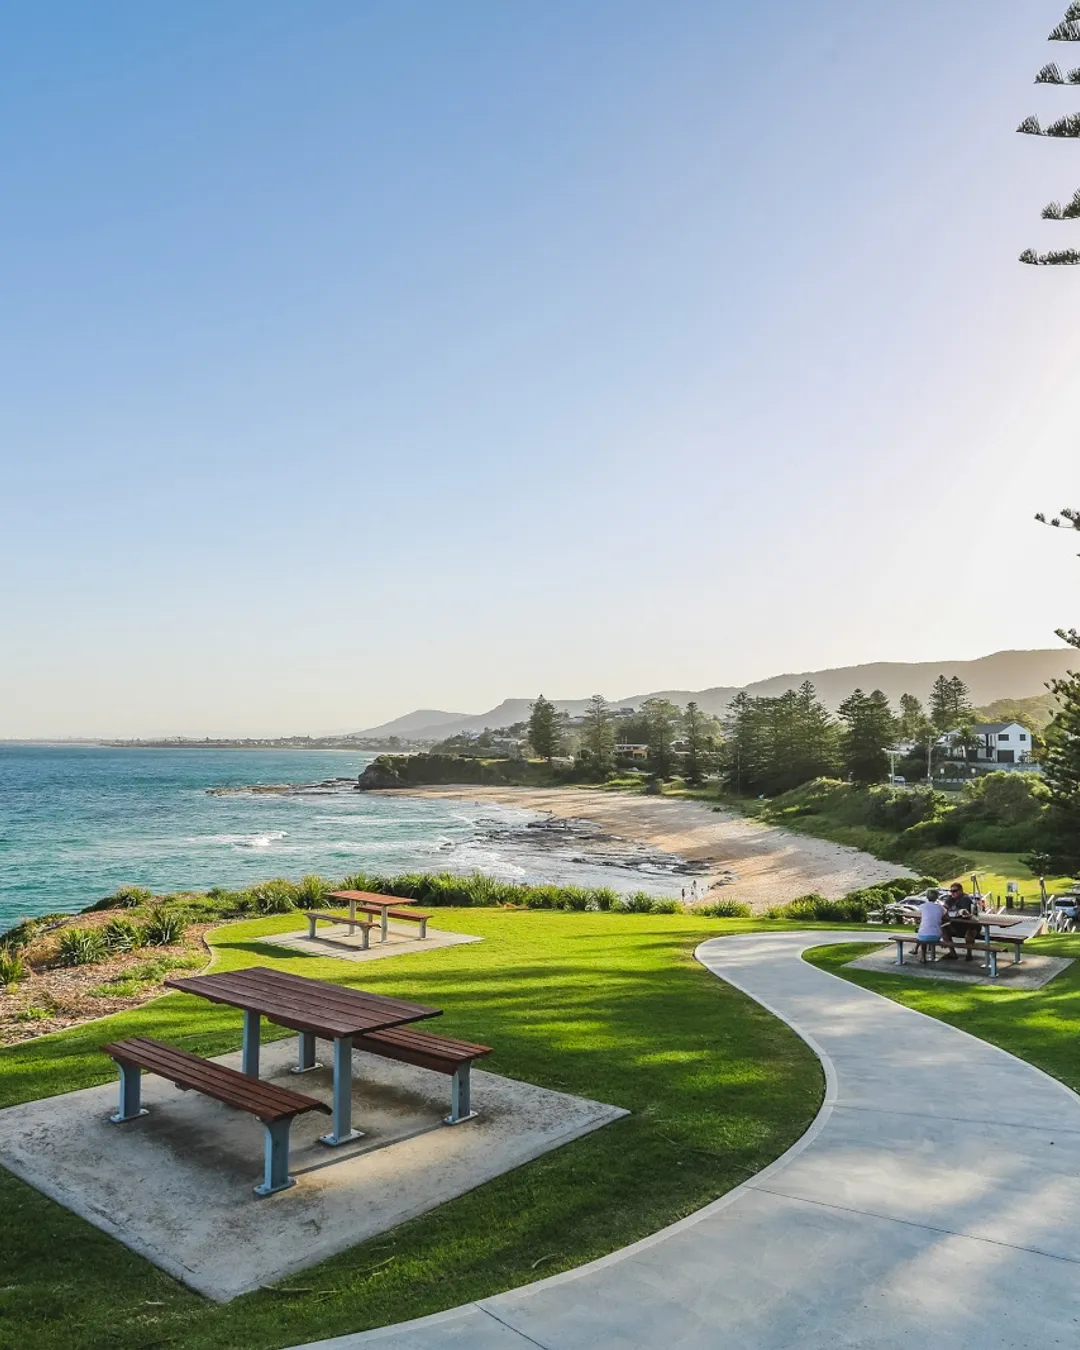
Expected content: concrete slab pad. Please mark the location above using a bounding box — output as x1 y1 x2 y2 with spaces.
0 1039 626 1302
260 924 483 965
847 941 1072 990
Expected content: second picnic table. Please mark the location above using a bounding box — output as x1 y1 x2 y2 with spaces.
327 889 419 944
164 966 441 1145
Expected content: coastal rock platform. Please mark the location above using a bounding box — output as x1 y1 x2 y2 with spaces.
0 1040 626 1302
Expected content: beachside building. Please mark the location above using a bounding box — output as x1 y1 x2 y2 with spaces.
945 721 1035 766
615 743 649 759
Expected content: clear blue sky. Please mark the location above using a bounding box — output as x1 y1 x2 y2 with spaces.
2 1 1078 736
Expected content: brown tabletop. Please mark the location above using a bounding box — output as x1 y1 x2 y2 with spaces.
327 890 415 909
164 966 441 1040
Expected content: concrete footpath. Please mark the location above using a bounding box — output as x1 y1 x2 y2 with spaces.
292 932 1080 1349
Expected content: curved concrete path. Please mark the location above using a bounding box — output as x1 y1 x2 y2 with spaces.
295 932 1080 1349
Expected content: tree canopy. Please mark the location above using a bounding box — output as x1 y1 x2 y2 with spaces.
1019 6 1080 264
527 695 562 761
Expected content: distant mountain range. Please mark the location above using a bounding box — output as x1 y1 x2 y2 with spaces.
357 648 1077 741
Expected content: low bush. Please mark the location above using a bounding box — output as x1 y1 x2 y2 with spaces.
618 892 662 913
0 950 28 988
0 921 38 952
140 910 188 947
111 886 154 909
295 874 333 907
250 879 300 914
700 899 753 918
55 927 107 966
102 917 142 953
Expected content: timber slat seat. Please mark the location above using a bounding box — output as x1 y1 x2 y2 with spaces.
101 1035 330 1196
350 902 432 939
354 1026 492 1123
304 910 378 948
892 936 1009 977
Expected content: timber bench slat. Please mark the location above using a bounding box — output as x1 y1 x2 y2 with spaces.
101 1036 330 1121
305 910 378 949
352 1025 492 1124
101 1035 331 1197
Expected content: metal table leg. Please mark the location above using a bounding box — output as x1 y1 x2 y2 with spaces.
242 1009 261 1077
380 905 389 943
319 1036 361 1146
292 1030 321 1074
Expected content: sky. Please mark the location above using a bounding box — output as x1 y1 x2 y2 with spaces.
2 0 1079 737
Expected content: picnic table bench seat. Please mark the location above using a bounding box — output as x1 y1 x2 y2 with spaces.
892 935 1010 977
349 902 432 939
101 1036 331 1196
353 1025 492 1124
304 910 378 948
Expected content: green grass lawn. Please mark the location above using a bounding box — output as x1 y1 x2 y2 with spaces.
803 932 1080 1095
0 911 823 1350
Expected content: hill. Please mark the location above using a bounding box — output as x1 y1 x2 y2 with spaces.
357 648 1076 740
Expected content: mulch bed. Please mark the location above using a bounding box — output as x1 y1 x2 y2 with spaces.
0 916 214 1047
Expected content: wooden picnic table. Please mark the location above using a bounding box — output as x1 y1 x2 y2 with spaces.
327 889 416 944
164 966 441 1146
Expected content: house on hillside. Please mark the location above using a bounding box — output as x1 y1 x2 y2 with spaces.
946 721 1035 766
614 743 649 759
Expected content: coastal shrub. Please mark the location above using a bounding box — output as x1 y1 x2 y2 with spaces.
522 885 568 910
619 892 660 913
0 921 39 953
250 879 299 914
295 874 333 907
588 887 618 911
55 927 107 966
111 886 155 909
102 917 142 953
140 910 188 947
0 950 28 988
700 899 752 918
339 871 382 894
649 898 682 914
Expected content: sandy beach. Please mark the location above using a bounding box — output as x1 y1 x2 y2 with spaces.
392 787 914 911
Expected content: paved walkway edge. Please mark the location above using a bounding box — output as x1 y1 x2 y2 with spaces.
294 931 1080 1349
294 932 852 1349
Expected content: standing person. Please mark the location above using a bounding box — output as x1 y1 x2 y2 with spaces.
942 882 980 962
913 888 946 961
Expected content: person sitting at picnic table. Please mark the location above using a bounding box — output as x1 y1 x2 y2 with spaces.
941 882 981 962
913 888 947 954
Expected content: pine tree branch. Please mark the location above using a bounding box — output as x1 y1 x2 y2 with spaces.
1019 248 1080 264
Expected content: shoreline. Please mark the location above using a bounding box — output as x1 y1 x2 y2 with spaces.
379 786 915 910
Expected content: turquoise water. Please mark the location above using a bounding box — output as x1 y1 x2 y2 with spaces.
0 745 682 931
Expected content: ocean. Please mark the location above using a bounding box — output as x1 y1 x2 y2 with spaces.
0 745 688 931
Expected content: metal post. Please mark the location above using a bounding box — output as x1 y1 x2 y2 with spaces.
320 1036 361 1145
380 905 389 943
307 914 318 939
445 1064 476 1124
110 1062 149 1123
255 1118 296 1196
242 1009 261 1078
292 1030 321 1074
418 916 428 940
